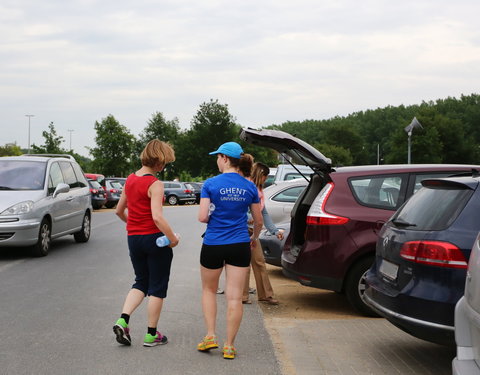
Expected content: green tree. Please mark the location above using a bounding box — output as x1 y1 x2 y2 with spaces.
183 99 240 177
0 143 22 156
134 112 180 179
31 122 65 154
89 115 136 176
314 143 353 166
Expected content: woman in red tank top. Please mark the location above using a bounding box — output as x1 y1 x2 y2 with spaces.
112 139 179 347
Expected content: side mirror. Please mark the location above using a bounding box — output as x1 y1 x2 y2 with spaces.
53 183 70 198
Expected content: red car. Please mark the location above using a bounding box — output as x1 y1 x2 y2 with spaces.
240 127 480 316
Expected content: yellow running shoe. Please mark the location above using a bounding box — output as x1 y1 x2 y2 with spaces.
222 344 236 359
197 335 219 351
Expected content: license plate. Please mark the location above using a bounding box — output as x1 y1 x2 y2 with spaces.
379 259 399 281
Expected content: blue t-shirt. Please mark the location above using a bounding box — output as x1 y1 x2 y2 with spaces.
201 173 260 245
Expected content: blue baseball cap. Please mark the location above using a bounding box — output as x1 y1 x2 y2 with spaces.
209 142 244 159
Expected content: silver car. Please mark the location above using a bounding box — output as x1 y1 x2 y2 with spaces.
453 231 480 374
0 155 92 256
264 178 308 224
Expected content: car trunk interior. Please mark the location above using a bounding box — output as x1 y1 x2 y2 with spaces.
289 171 330 248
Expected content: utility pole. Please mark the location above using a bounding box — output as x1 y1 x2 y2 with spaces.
25 114 35 154
68 129 74 151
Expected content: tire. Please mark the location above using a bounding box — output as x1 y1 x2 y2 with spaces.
167 195 178 205
345 256 379 317
92 203 103 210
74 212 91 243
31 218 51 257
105 202 116 209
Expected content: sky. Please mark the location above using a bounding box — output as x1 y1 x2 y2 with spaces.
1 0 479 157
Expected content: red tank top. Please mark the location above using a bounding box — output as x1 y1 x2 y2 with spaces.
125 173 160 235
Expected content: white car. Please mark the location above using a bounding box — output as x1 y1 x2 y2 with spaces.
264 178 308 224
453 231 480 374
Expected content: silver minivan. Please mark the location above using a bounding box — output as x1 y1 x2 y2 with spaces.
0 155 92 256
453 231 480 374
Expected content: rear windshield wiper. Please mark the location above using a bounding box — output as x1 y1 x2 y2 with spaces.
392 218 417 228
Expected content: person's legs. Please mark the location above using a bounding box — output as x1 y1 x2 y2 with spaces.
122 288 146 315
200 265 223 336
224 264 249 346
242 265 252 302
147 296 164 328
250 239 276 302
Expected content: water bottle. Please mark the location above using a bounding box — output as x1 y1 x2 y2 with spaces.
156 234 179 247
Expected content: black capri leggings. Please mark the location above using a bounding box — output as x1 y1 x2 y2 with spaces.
200 242 251 269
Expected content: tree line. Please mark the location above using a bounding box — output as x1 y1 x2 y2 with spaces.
2 94 479 180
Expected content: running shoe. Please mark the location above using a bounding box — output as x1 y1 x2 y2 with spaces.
143 331 168 347
113 318 131 346
222 344 236 359
197 335 219 351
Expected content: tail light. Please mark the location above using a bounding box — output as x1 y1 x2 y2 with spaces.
400 241 468 269
91 189 98 194
184 189 192 194
306 182 349 225
110 189 118 193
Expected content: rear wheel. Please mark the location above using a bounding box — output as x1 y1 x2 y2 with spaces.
345 256 379 317
167 195 178 205
31 218 51 257
74 212 91 243
105 202 116 209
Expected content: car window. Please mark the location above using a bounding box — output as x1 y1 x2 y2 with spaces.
164 183 171 188
413 172 468 194
48 162 65 194
172 183 181 188
271 186 306 203
110 181 122 189
71 163 88 188
89 180 102 189
59 161 79 189
0 160 46 190
284 173 306 181
393 185 473 230
350 175 405 209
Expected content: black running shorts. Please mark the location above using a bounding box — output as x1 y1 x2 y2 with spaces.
200 242 251 269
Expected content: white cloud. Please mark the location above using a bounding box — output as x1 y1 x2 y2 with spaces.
1 0 479 156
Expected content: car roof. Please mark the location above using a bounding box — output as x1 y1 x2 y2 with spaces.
1 155 75 162
333 164 480 174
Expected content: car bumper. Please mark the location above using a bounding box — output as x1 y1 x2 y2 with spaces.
363 286 455 345
452 297 480 374
0 218 40 247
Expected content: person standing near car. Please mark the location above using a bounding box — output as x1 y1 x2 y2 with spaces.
197 142 263 360
243 162 283 305
113 139 179 347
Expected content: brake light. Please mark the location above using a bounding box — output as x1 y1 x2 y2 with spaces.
306 182 349 225
400 241 468 269
91 189 98 194
110 189 118 193
184 189 192 194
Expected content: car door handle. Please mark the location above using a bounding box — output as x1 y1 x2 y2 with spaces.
66 196 74 201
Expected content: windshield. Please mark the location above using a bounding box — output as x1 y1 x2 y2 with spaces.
0 160 47 190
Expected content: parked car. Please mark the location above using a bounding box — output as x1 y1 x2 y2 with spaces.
87 179 107 209
0 154 92 256
264 179 308 224
187 182 203 204
453 231 480 373
264 167 277 188
363 175 480 345
84 173 105 185
260 221 290 267
240 127 480 316
163 181 196 205
101 178 123 208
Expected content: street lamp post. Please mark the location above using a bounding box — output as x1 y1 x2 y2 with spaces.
68 129 74 151
404 117 423 164
25 115 35 154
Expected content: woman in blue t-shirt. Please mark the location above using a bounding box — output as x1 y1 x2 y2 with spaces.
197 142 263 360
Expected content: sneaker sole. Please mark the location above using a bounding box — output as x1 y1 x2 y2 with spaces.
198 344 219 352
113 325 131 346
143 338 168 347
